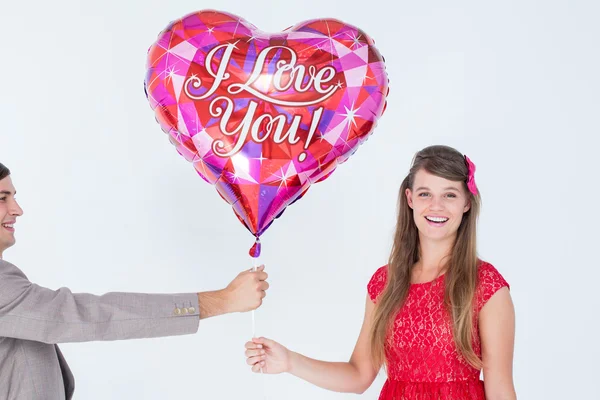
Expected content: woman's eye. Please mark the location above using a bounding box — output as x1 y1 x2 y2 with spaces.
418 193 430 197
446 193 457 198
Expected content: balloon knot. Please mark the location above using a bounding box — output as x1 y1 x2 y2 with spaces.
249 237 261 258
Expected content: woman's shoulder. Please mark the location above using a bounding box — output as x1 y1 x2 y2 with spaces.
367 265 388 303
476 260 510 311
477 260 508 283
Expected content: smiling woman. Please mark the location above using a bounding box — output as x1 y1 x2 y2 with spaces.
242 145 516 400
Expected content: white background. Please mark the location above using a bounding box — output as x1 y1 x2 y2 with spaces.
1 0 598 399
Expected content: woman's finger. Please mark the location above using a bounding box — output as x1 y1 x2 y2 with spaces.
251 361 265 373
245 349 264 357
246 355 265 366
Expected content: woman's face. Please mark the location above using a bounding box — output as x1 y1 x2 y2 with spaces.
405 169 470 243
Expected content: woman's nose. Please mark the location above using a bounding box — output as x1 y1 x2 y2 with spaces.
429 196 444 210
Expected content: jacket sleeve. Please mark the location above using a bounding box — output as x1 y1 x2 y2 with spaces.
0 260 200 344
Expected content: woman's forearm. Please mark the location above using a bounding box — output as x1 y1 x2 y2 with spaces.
484 384 517 400
288 351 369 394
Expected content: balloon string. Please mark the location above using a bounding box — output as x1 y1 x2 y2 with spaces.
251 256 259 341
251 253 269 400
251 255 262 375
250 236 261 359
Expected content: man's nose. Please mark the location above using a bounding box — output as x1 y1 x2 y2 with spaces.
10 200 23 216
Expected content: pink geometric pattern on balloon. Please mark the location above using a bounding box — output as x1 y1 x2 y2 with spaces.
367 262 509 399
145 10 388 237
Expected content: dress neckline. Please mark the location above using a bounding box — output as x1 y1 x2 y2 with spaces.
410 272 446 286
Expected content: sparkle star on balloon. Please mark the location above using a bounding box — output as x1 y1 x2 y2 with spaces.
144 10 389 256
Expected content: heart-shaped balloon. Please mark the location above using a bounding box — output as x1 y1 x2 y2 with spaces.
145 10 388 253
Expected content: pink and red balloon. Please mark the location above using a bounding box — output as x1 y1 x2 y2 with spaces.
145 10 388 255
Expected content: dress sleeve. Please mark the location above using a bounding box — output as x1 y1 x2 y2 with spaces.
367 266 388 303
476 262 509 312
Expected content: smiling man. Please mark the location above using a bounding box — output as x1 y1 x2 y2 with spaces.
0 162 269 399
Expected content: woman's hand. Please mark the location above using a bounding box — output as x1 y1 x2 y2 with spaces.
245 337 292 374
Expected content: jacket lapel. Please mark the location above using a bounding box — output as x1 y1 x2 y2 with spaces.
55 345 75 399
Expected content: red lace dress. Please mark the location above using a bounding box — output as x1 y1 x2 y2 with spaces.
367 262 509 400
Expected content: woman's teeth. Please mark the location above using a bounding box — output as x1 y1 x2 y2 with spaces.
425 216 448 223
